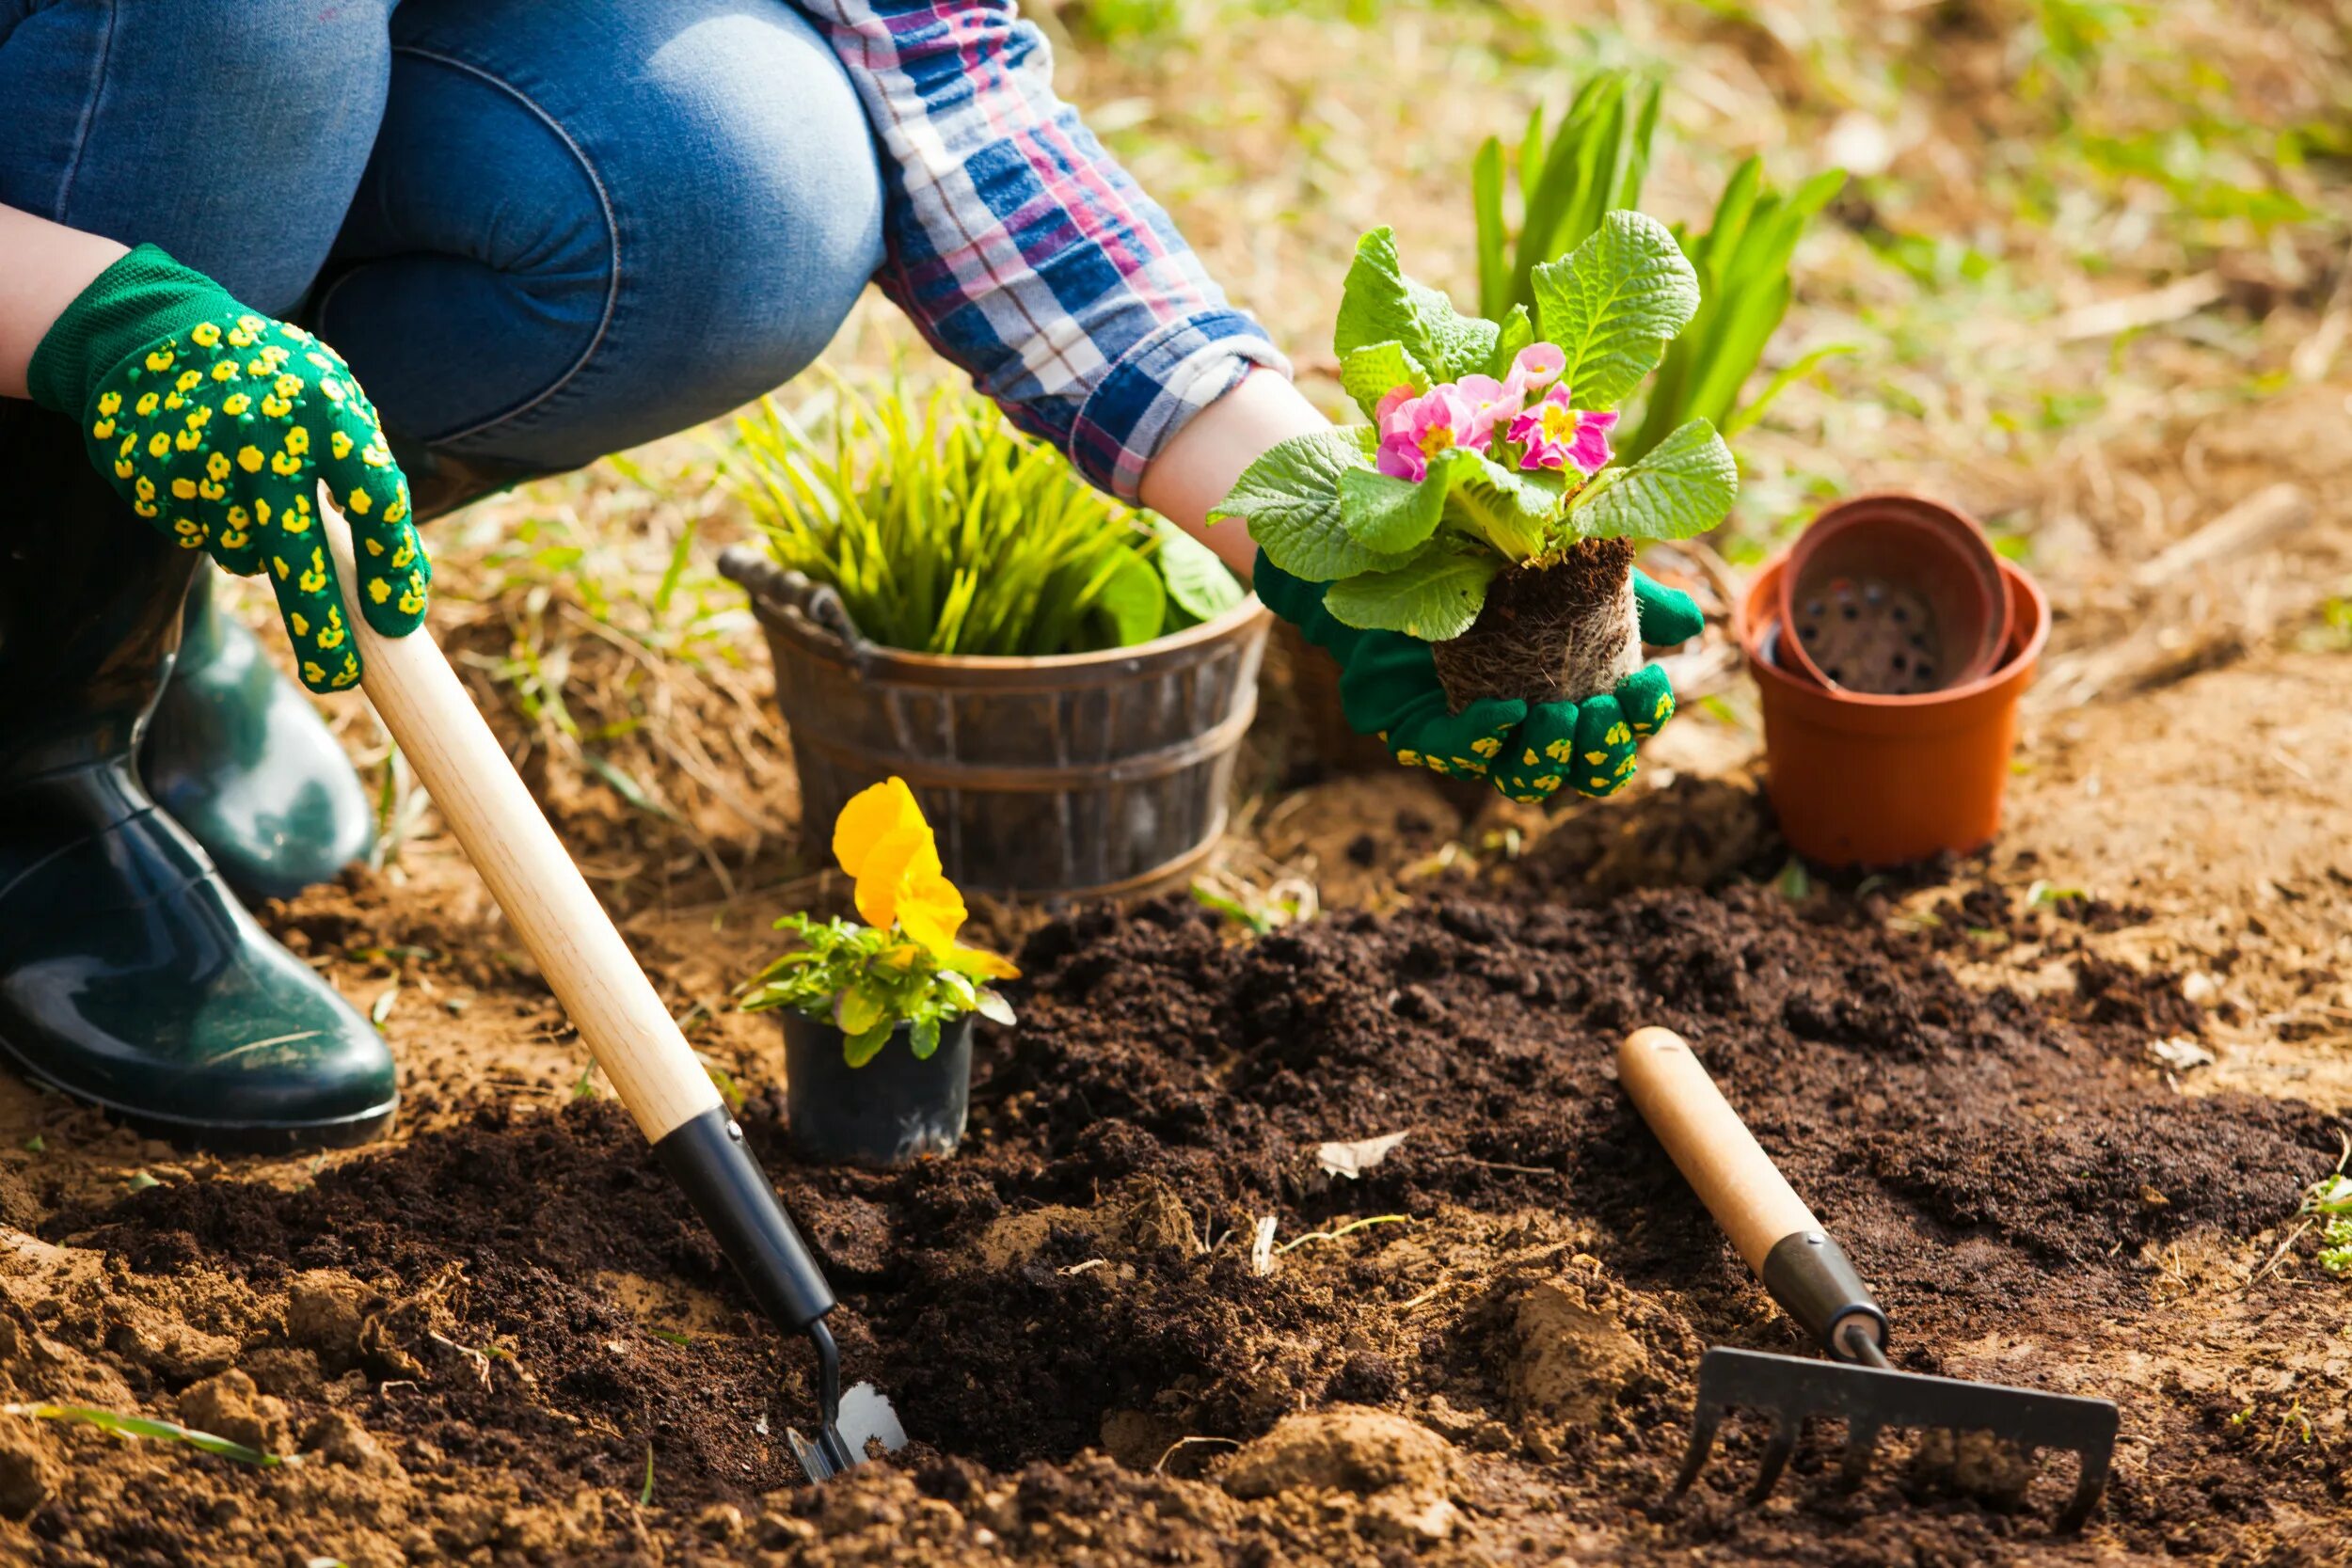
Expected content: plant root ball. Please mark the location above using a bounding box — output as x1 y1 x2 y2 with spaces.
1430 538 1640 712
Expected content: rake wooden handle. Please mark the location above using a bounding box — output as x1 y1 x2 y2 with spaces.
1617 1026 1820 1272
322 496 723 1145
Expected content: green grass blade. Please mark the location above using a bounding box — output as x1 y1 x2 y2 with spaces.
1472 136 1510 320
7 1402 287 1467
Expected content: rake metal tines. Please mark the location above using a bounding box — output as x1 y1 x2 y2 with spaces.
1670 1346 2121 1533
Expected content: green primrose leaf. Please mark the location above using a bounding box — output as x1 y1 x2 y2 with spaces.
1335 228 1428 363
910 1016 942 1061
1486 305 1534 379
1566 419 1738 542
1446 452 1558 561
1323 549 1500 641
1211 429 1415 580
1534 210 1701 409
976 990 1017 1027
1152 518 1245 624
1405 280 1502 384
1337 454 1465 555
1339 341 1429 422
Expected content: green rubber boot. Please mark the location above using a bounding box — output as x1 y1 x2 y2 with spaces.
0 402 396 1151
142 568 377 905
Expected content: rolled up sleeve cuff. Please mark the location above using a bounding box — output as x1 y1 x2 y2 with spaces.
1066 309 1292 503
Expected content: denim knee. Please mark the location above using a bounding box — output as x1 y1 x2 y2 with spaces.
0 0 392 312
317 0 884 471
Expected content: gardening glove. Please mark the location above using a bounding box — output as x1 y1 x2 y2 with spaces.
27 245 427 693
1257 551 1699 802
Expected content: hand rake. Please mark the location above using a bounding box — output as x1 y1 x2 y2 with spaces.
323 497 904 1481
1618 1026 2119 1531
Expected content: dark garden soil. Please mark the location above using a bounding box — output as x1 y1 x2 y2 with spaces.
7 880 2346 1565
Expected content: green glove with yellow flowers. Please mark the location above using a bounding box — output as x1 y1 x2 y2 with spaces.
27 244 428 693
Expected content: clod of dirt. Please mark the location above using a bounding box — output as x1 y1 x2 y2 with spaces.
177 1368 292 1456
284 1269 372 1372
976 1177 1201 1273
1912 1428 2038 1509
300 1409 403 1477
103 1302 237 1381
1218 1406 1460 1541
1098 1406 1186 1471
1504 1277 1648 1430
0 1421 57 1519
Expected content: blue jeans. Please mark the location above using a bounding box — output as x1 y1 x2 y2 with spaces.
0 0 885 471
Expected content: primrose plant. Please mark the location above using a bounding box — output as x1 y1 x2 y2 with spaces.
741 779 1017 1066
1213 212 1738 710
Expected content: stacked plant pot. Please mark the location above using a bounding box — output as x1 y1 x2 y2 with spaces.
1738 494 2049 866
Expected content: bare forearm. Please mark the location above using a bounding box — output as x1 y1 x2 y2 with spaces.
0 205 128 401
1138 369 1331 581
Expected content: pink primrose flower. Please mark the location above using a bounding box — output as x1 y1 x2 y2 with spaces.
1506 386 1616 476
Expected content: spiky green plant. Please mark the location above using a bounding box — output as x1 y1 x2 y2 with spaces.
1470 71 1847 464
730 375 1240 657
1473 71 1659 325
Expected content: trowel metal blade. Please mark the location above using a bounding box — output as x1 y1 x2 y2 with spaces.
787 1382 907 1483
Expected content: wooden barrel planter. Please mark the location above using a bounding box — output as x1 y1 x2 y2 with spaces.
718 547 1272 897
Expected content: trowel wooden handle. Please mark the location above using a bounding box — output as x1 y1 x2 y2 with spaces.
321 497 723 1145
1617 1026 1820 1272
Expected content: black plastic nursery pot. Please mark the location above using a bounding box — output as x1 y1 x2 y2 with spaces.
718 547 1270 899
778 1011 975 1167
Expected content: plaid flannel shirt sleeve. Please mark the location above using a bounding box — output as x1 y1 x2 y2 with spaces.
793 0 1292 501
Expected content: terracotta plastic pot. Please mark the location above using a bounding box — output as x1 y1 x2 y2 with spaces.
1779 493 2010 694
778 1012 974 1167
1739 553 2048 867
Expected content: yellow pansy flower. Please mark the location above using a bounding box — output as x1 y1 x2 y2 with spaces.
830 778 1011 973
